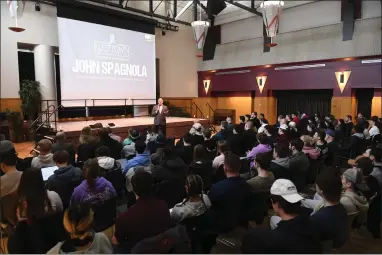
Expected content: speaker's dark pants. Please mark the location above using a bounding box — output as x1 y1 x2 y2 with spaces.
155 124 166 137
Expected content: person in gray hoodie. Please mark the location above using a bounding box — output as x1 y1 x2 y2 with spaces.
31 139 55 168
268 143 291 181
170 175 211 223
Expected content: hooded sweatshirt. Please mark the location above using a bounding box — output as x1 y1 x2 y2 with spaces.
302 146 321 160
47 165 82 192
271 157 290 169
170 194 211 222
70 177 116 205
123 151 151 174
340 191 369 224
97 156 121 172
31 153 55 168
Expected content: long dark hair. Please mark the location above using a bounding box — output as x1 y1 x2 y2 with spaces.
83 159 100 191
178 175 207 209
17 168 53 219
193 144 207 162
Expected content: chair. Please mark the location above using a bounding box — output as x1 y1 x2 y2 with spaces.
92 197 117 232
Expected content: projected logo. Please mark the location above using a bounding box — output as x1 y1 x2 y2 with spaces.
94 34 130 59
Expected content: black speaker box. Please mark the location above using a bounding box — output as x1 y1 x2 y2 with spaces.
207 0 227 16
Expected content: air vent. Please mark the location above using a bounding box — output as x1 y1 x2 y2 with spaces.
275 64 326 71
215 70 251 75
361 59 381 64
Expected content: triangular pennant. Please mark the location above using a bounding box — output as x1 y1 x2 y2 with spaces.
203 80 211 94
256 76 267 94
192 21 210 50
335 71 351 93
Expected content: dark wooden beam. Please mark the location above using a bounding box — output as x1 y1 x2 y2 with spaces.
173 0 177 18
263 22 271 52
225 0 262 16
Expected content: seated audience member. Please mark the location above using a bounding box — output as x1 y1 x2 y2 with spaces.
257 118 269 134
177 132 195 165
368 147 382 185
123 140 151 175
242 179 321 254
31 139 55 168
147 133 166 155
355 157 381 239
269 143 291 180
250 112 261 130
239 116 246 129
344 115 354 138
324 129 339 166
313 130 328 157
227 124 246 156
47 204 112 254
170 175 211 223
122 129 141 159
0 141 22 198
203 129 217 159
47 151 82 205
309 171 348 249
291 112 300 125
289 139 310 191
77 126 97 162
369 116 380 138
363 121 371 140
247 133 272 168
145 126 158 144
208 152 251 232
96 146 122 173
306 122 316 137
189 145 213 191
97 128 123 160
288 121 300 140
190 122 204 146
247 152 275 193
301 135 320 160
18 168 63 218
347 124 367 159
113 171 173 252
106 126 122 143
259 113 266 122
226 117 233 125
212 140 227 169
52 132 75 165
243 121 257 151
214 121 229 141
71 159 116 205
277 124 290 144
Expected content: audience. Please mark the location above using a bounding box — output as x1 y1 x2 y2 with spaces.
269 143 291 180
113 171 173 252
242 179 321 254
243 121 257 151
52 132 76 165
188 144 213 191
123 140 151 175
301 135 320 160
203 128 217 160
277 124 289 144
208 152 251 232
70 159 116 205
214 121 229 141
170 174 211 223
48 203 113 254
191 122 204 146
347 124 367 159
212 140 227 169
289 139 310 191
31 139 55 168
96 146 122 174
97 128 123 160
247 152 275 193
313 129 328 157
344 115 354 138
177 132 195 165
324 129 339 166
77 126 97 162
247 133 272 168
369 116 380 138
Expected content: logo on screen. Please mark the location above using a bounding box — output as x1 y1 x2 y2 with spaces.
94 34 130 59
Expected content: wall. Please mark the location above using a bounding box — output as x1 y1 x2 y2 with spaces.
199 1 381 71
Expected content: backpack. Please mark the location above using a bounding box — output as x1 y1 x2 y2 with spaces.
131 225 191 254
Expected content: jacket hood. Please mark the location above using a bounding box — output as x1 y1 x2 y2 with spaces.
134 151 151 164
272 157 290 168
98 156 115 170
80 177 111 193
54 165 81 180
342 191 369 212
38 153 54 164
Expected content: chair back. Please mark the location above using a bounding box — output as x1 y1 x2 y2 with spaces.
154 178 185 208
92 196 117 232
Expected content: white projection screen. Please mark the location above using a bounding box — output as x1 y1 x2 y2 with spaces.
57 18 156 107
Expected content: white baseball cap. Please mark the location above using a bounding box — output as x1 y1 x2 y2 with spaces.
270 179 304 203
279 124 289 131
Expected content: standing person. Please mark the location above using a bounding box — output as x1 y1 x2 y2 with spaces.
151 98 169 137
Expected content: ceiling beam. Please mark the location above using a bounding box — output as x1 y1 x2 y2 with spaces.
224 0 262 16
194 0 208 14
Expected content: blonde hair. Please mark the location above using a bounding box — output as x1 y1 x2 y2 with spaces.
63 205 94 240
79 126 94 144
301 135 314 147
38 139 52 154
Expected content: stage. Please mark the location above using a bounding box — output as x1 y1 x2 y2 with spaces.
59 117 210 142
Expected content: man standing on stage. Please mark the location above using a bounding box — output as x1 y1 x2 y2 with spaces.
152 98 169 137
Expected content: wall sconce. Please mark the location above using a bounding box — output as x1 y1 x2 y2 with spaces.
203 80 211 95
334 71 351 93
256 76 267 94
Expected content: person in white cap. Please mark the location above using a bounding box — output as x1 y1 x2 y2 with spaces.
241 179 321 254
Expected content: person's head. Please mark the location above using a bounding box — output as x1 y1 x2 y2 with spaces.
342 168 363 192
286 114 291 122
55 132 66 142
129 129 141 142
158 98 164 106
371 116 379 127
338 119 345 126
193 144 207 161
263 125 274 137
278 124 288 135
53 150 70 167
354 124 364 134
37 139 52 155
251 112 258 118
291 112 297 118
257 133 269 145
288 121 297 130
245 120 253 131
289 139 303 153
79 126 93 144
315 170 342 204
300 135 314 147
314 129 326 142
355 157 374 177
259 113 265 119
274 143 289 159
245 114 251 122
239 116 245 123
217 140 227 154
183 132 193 145
131 170 153 199
220 121 228 130
357 112 363 119
203 128 212 140
368 146 382 163
277 115 285 123
95 146 111 157
18 168 53 219
226 117 232 124
185 174 204 198
223 151 241 176
307 123 316 133
324 129 335 142
254 152 271 171
97 128 109 140
270 179 303 217
83 159 101 190
345 115 352 123
135 140 147 154
64 203 94 241
0 140 17 172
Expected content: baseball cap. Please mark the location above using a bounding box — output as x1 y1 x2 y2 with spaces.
288 121 297 128
279 124 288 131
343 168 363 184
325 129 335 138
271 179 304 203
